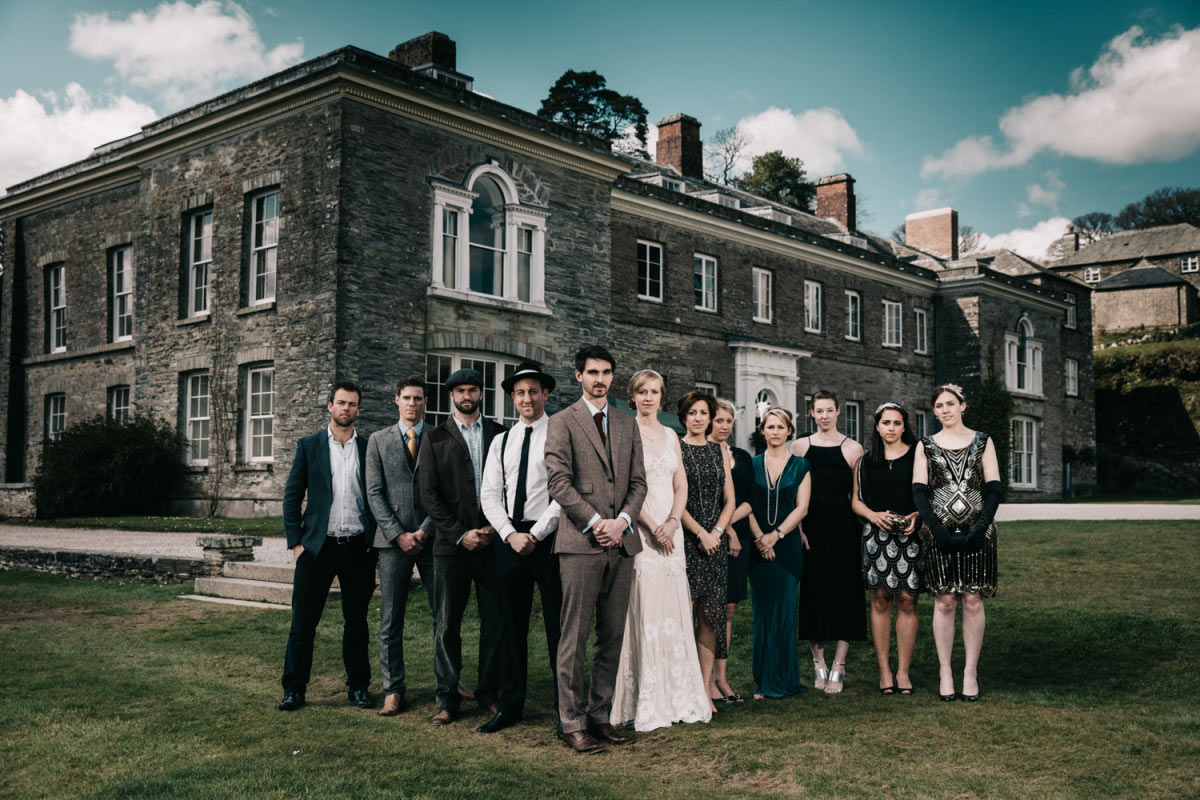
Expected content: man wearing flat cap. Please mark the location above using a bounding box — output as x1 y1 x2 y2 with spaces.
478 362 563 734
418 368 506 725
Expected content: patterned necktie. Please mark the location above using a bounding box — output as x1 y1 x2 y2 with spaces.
405 428 417 460
593 411 606 446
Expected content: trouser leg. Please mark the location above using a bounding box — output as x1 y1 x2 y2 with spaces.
282 544 336 692
496 550 536 716
473 548 503 707
556 553 603 734
534 540 563 715
377 547 418 695
587 549 634 726
433 553 471 713
335 540 376 691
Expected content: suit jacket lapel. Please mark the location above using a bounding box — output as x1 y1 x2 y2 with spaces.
316 430 333 491
574 398 613 476
355 435 369 494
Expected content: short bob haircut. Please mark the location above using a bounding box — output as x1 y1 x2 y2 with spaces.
627 369 665 410
676 390 718 436
930 383 966 406
758 406 795 436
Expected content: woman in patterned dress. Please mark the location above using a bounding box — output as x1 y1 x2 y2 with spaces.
708 398 751 703
911 384 1002 702
851 403 922 695
612 371 711 731
677 390 735 713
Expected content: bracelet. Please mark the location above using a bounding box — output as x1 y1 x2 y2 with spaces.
714 525 725 535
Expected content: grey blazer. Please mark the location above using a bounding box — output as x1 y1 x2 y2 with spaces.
365 424 434 549
544 397 647 556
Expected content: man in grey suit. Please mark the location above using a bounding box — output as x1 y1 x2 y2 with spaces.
366 376 436 717
544 345 647 753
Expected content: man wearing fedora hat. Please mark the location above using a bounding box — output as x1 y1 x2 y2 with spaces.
418 367 506 725
478 362 563 734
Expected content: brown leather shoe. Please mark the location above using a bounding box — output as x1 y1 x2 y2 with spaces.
430 708 455 726
378 693 406 717
588 722 632 745
562 730 605 754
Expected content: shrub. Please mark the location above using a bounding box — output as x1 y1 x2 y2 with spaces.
34 415 186 519
964 374 1014 496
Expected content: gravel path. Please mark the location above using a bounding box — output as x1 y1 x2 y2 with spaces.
2 503 1197 561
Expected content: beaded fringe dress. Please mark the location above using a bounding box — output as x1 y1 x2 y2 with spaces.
919 432 998 597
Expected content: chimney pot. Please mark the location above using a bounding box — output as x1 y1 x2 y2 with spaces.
905 208 959 260
815 173 856 231
655 114 703 180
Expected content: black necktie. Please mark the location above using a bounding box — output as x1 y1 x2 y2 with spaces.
512 425 532 523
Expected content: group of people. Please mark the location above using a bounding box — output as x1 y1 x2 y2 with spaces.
276 344 1002 753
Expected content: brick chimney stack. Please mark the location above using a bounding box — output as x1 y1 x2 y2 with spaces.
815 174 856 231
1058 224 1079 254
905 208 959 260
656 114 703 180
390 32 457 71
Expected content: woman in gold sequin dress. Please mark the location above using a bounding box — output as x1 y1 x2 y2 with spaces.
911 384 1001 702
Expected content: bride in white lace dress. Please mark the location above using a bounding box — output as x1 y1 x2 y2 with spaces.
612 370 712 731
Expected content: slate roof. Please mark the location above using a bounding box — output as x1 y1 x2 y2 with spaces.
974 249 1090 288
1050 223 1200 267
1093 260 1189 291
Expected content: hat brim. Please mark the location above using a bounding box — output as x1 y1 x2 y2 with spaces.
501 372 556 393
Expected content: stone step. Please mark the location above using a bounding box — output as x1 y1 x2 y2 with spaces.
223 561 297 584
194 576 328 605
178 594 290 610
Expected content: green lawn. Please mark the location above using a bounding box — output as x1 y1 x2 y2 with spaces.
1 521 1198 799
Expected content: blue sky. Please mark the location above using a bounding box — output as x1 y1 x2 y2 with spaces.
2 0 1198 259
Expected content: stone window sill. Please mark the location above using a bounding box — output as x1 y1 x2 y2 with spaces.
233 463 273 472
24 341 135 366
237 302 276 317
175 315 210 328
427 285 552 316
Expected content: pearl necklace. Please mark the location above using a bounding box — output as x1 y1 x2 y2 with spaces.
764 456 786 527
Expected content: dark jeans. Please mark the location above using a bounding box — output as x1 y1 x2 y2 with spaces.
378 544 437 695
433 548 502 714
495 530 562 717
281 535 376 693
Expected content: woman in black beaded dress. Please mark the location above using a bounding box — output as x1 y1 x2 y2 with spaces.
851 403 922 695
790 390 867 694
912 384 1001 702
709 397 751 703
677 391 735 713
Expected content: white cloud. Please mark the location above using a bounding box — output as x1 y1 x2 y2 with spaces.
915 187 942 210
922 24 1200 179
1024 168 1066 215
69 0 304 108
975 216 1072 261
734 106 864 177
0 84 156 193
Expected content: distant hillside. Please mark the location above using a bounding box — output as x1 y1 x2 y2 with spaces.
1094 326 1200 491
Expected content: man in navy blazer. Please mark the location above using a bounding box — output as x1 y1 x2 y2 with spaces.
278 381 378 712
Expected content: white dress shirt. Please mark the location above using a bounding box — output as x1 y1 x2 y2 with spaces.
327 426 364 536
480 414 561 542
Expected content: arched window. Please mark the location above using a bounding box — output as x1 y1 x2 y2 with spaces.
753 388 776 429
1005 317 1042 395
430 164 549 308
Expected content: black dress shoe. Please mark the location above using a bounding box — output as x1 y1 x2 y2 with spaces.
347 688 375 709
556 722 564 740
278 691 305 711
476 711 523 733
588 722 632 745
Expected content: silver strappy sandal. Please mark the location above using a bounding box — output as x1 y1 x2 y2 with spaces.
825 661 846 694
813 660 829 692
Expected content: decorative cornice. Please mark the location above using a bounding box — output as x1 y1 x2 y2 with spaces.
937 274 1067 312
612 189 938 294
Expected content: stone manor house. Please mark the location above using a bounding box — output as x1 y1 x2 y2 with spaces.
0 33 1096 514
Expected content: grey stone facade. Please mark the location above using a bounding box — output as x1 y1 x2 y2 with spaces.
0 35 1096 509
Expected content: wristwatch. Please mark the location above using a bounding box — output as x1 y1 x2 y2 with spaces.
775 529 787 539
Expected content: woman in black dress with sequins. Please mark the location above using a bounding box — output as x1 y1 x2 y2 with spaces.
709 397 750 703
912 384 1002 702
851 403 922 694
790 390 867 694
677 391 735 712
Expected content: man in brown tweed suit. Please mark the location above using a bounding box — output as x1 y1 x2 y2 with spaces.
544 345 647 753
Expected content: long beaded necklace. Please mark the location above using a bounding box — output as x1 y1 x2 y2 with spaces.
683 440 721 527
764 453 786 527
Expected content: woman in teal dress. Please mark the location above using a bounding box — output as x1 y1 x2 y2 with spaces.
743 406 812 699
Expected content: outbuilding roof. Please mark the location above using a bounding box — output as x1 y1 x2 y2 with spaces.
1051 223 1200 267
1093 260 1189 291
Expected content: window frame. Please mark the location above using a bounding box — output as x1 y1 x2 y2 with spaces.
1065 358 1079 397
693 253 718 312
1182 254 1199 274
695 381 719 395
1005 318 1043 396
1083 266 1101 283
1010 416 1039 489
752 267 773 323
184 372 211 466
430 166 549 308
882 299 902 348
844 401 861 442
107 385 131 424
914 409 929 440
804 280 822 333
1064 293 1077 329
844 290 861 341
110 247 133 342
914 307 929 354
186 210 213 318
245 365 275 463
248 190 279 306
47 264 66 353
45 393 66 442
636 240 664 302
